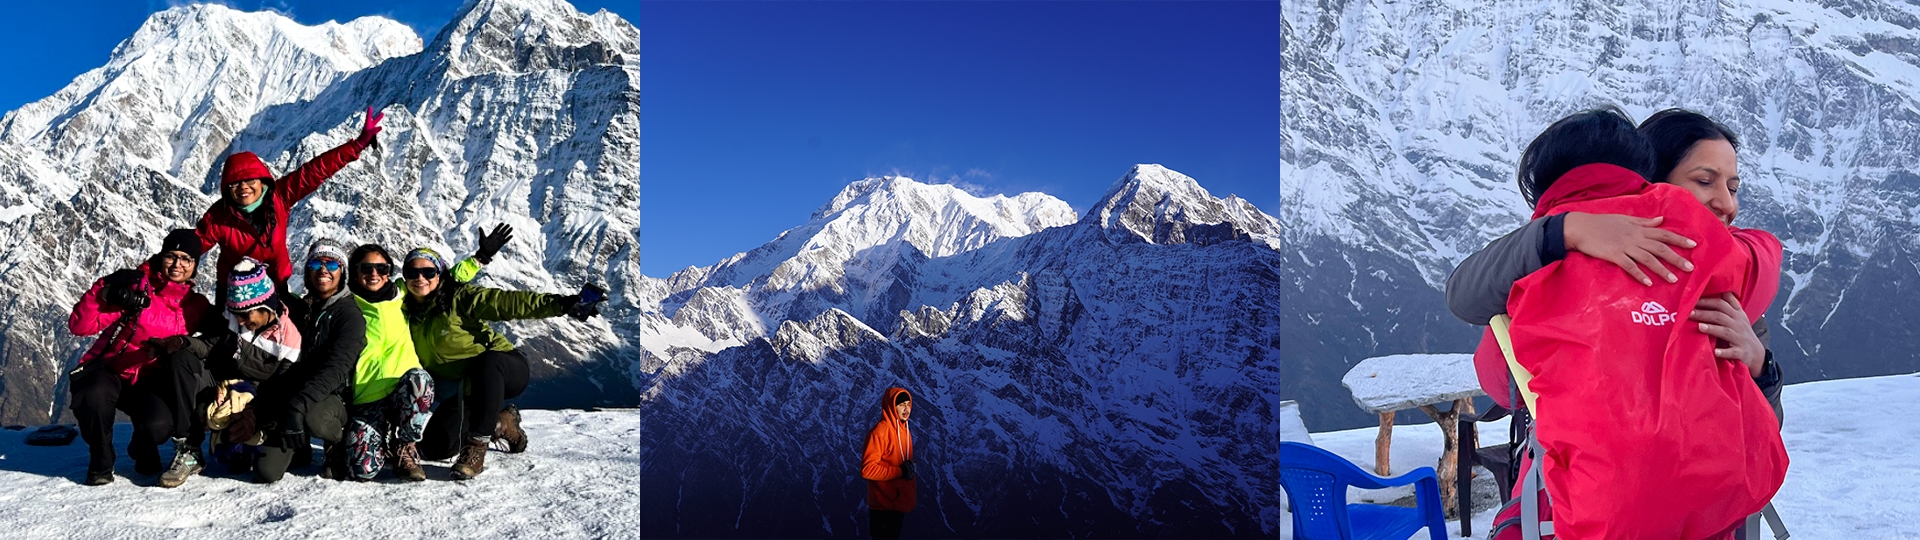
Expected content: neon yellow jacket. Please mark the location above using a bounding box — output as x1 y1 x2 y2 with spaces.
350 258 479 405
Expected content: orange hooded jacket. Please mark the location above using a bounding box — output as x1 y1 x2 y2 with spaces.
860 387 916 513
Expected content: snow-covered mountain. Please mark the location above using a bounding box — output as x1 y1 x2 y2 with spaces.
0 0 639 425
641 165 1281 538
1283 0 1920 430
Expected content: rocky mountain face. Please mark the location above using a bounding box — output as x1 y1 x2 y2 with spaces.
1283 0 1920 430
640 165 1281 538
0 0 639 425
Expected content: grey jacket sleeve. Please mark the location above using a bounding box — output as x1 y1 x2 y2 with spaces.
1445 216 1555 325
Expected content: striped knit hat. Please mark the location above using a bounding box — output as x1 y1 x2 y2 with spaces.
226 258 277 312
406 247 448 273
306 237 350 264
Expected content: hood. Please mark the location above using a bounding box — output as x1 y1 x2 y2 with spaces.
1532 163 1650 219
881 387 911 424
221 151 274 185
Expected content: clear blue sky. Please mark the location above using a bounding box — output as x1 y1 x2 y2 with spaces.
0 0 636 117
641 1 1280 276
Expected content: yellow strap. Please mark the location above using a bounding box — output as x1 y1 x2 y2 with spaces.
1490 314 1540 411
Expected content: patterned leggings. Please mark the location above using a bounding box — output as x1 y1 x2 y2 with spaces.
342 368 434 480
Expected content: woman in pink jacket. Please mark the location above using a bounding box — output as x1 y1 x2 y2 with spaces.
67 229 215 487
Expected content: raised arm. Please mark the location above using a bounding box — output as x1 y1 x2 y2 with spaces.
278 107 383 202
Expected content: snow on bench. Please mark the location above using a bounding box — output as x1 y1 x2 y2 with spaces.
1341 353 1482 414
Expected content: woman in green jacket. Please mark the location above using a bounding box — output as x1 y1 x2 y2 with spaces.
400 225 605 480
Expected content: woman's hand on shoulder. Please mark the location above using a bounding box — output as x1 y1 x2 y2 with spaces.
1563 212 1696 286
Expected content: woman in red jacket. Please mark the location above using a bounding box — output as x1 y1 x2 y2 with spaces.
67 229 214 487
196 107 383 294
859 387 916 540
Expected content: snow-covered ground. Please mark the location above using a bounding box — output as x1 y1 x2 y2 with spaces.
1284 373 1920 539
0 409 636 538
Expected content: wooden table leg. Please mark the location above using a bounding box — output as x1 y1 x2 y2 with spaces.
1421 399 1466 519
1374 411 1394 476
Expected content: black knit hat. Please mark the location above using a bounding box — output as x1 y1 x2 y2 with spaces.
894 392 912 406
160 229 203 260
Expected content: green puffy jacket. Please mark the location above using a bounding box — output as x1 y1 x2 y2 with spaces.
403 284 571 379
351 258 480 405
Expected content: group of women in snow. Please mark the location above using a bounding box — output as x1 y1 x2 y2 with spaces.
1446 107 1788 539
65 107 608 487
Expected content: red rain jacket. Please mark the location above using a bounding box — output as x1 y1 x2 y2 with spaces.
860 387 916 513
195 140 366 288
1495 164 1787 539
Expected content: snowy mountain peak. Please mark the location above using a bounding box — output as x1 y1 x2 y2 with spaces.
770 308 888 363
433 0 635 77
1088 164 1274 245
115 4 419 72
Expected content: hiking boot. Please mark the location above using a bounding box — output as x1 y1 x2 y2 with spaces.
84 469 114 486
392 442 426 482
494 404 527 454
158 437 203 488
449 435 489 480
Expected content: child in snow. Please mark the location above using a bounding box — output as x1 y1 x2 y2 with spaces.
66 229 215 487
184 258 304 478
398 224 606 480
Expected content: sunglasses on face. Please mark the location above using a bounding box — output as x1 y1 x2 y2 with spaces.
158 253 195 266
403 266 442 280
307 260 342 273
355 263 392 277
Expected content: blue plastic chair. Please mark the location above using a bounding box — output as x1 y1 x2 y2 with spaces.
1281 442 1446 540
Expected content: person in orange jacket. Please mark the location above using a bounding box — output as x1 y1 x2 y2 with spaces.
860 387 916 540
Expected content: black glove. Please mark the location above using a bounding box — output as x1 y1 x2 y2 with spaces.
100 269 149 310
899 460 916 480
475 223 514 264
265 408 307 449
565 283 606 321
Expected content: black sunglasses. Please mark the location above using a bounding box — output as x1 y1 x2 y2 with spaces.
355 262 393 276
403 266 442 280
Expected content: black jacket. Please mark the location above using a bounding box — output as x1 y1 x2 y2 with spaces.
257 290 366 420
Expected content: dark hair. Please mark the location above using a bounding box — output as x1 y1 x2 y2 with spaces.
349 243 393 268
1638 108 1740 184
1516 106 1656 208
347 243 395 298
894 392 912 406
